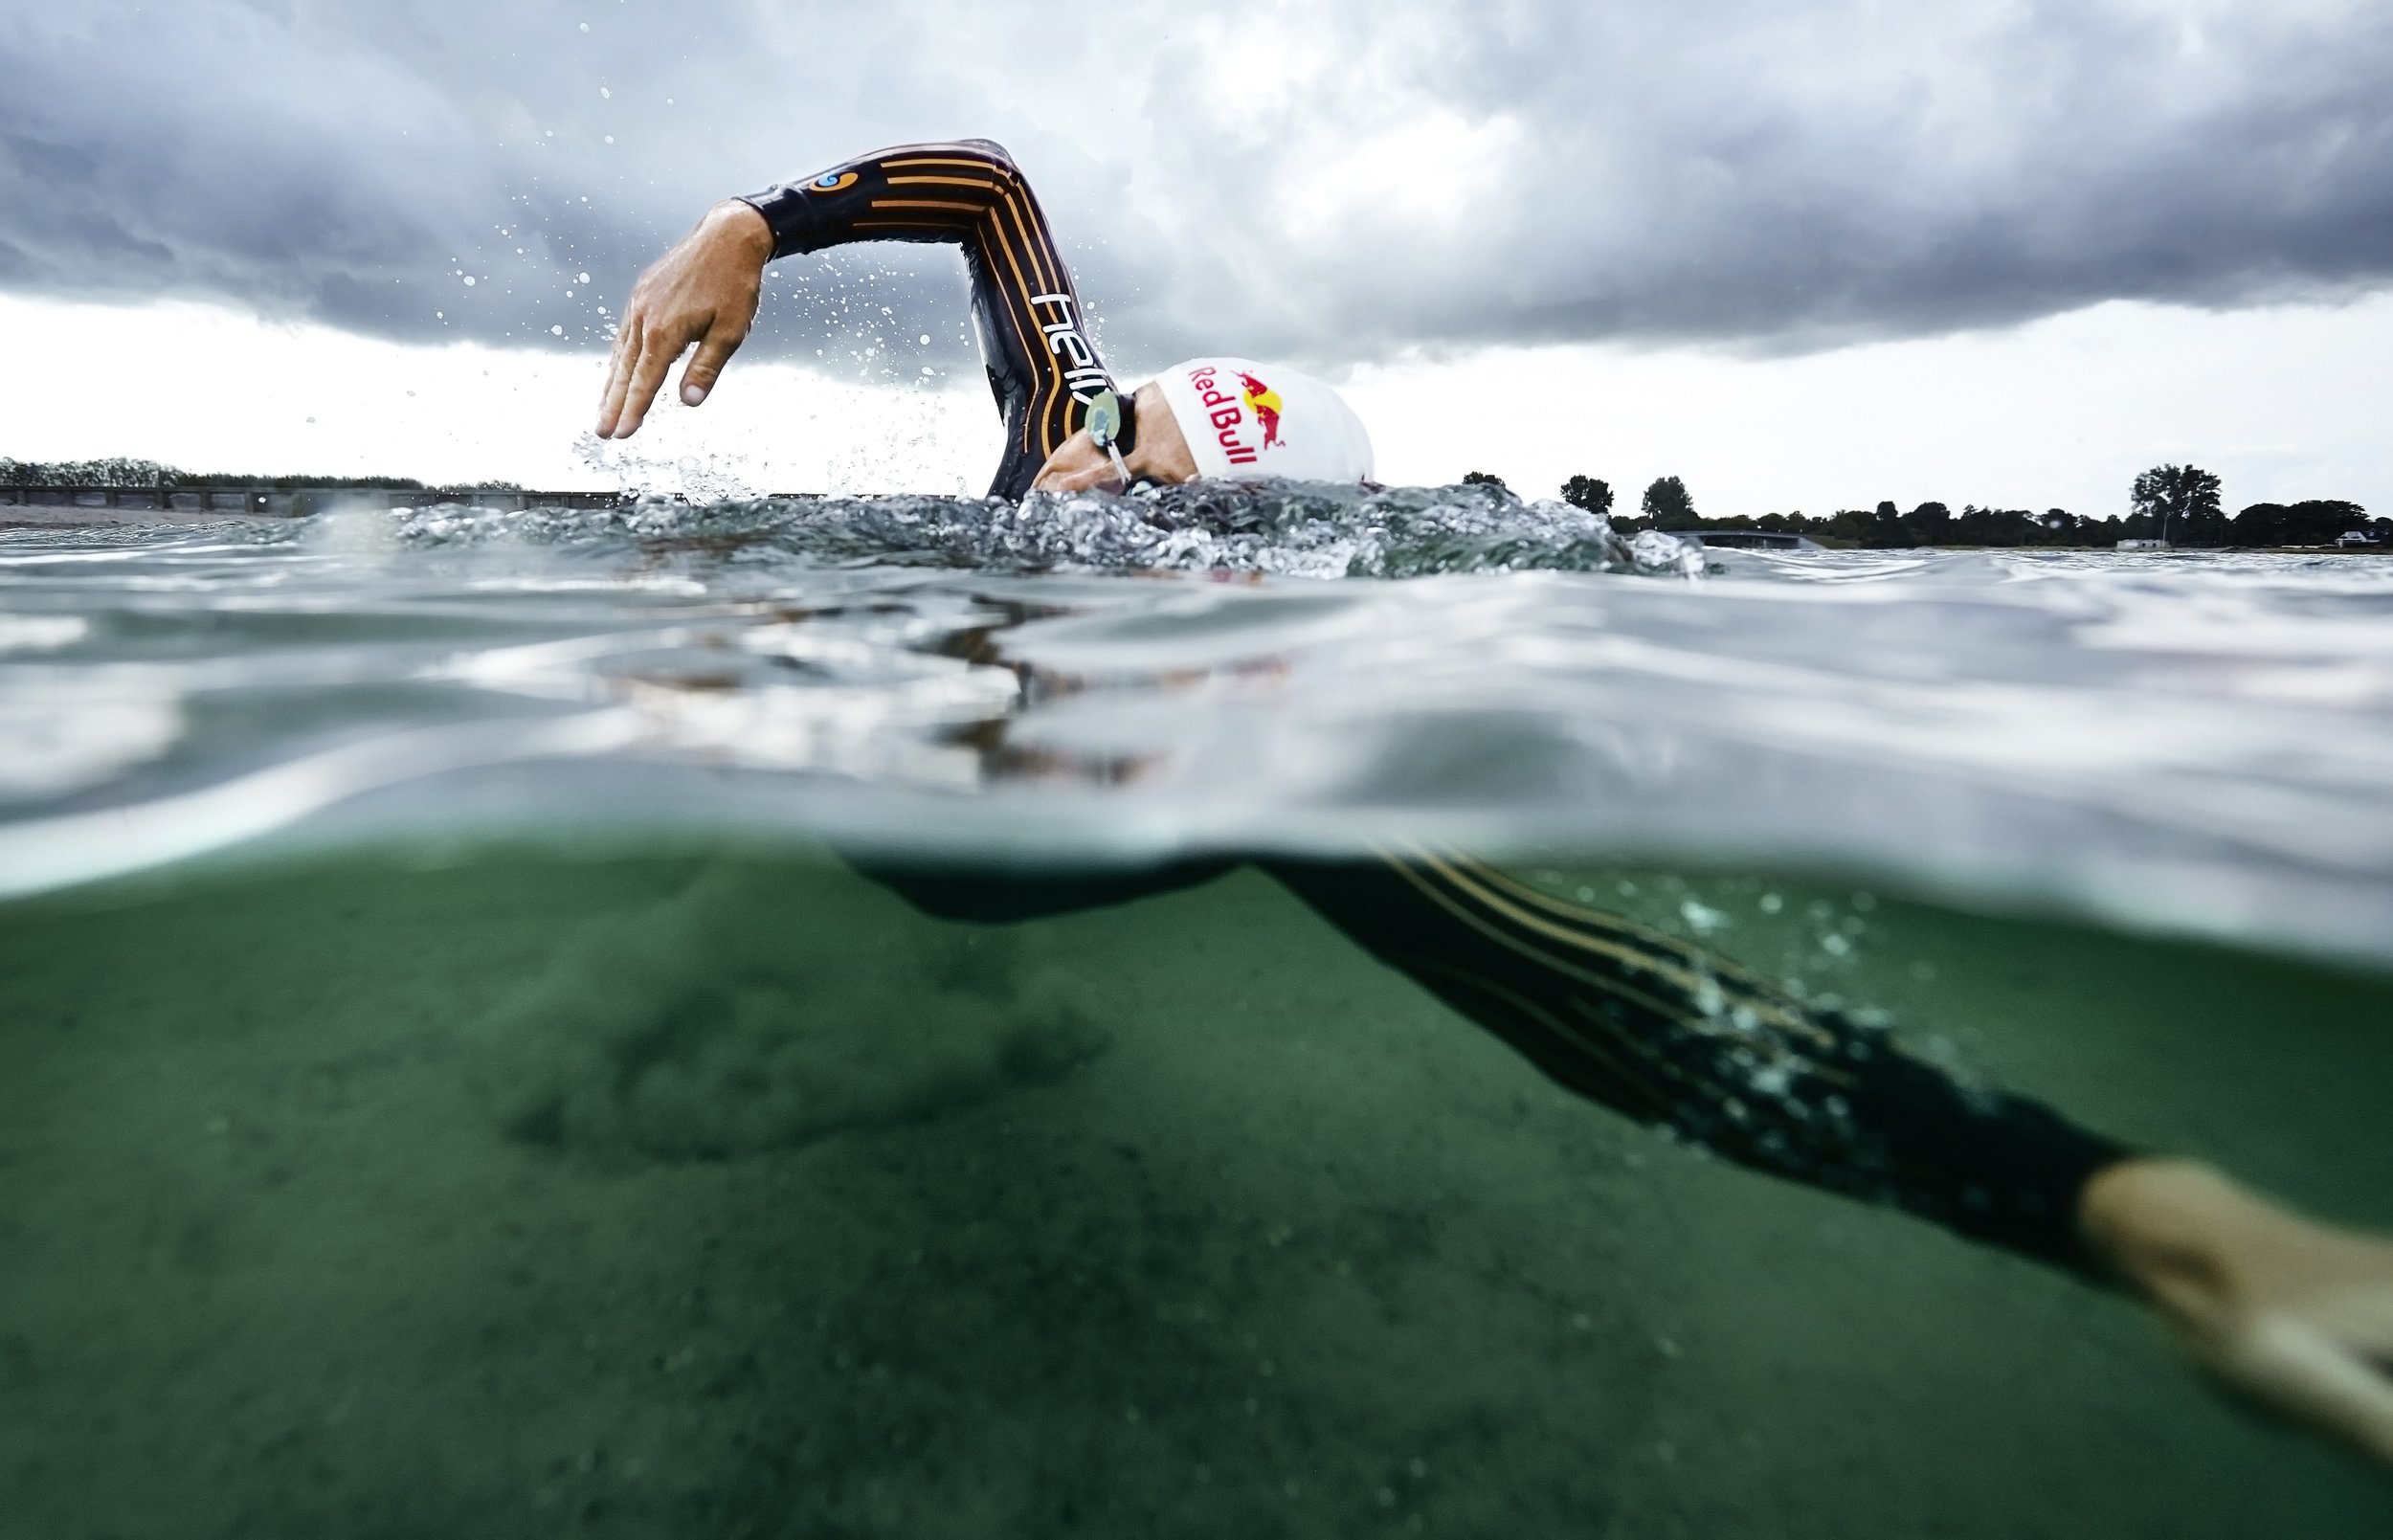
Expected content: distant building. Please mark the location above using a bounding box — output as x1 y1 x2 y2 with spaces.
2336 530 2380 547
2116 538 2167 550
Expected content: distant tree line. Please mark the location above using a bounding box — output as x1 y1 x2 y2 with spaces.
1523 466 2379 549
0 458 522 494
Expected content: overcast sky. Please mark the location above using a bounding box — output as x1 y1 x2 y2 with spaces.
5 0 2391 513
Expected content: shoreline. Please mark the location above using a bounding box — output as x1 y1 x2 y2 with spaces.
4 500 2382 554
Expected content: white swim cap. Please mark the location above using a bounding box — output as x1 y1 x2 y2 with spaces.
1152 358 1375 483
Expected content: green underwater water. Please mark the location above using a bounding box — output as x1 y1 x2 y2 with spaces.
1 841 2389 1538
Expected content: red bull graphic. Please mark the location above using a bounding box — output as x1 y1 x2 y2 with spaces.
1185 363 1282 466
1237 371 1284 449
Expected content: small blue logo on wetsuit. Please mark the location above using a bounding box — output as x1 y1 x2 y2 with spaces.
809 171 858 193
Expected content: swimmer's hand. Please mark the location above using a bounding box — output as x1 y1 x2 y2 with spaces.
1029 382 1201 493
2082 1158 2393 1466
595 201 773 438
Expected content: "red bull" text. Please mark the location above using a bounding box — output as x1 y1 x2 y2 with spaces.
1186 364 1282 466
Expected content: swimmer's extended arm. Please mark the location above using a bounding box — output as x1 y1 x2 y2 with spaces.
599 141 1115 497
1267 854 2393 1466
1268 855 2128 1268
739 140 1115 492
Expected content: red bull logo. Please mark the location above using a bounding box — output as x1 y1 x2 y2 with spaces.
1237 371 1284 449
1186 364 1281 466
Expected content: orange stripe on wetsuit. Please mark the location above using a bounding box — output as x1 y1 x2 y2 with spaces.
740 140 1118 500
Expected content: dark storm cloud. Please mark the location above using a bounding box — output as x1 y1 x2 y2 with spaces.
4 0 2390 372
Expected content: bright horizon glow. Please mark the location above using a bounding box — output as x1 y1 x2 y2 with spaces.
3 289 2390 519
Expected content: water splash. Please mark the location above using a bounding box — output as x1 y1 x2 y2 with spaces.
389 480 1696 580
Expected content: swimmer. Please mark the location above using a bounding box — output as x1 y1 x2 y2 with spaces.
594 139 1364 500
596 141 2393 1466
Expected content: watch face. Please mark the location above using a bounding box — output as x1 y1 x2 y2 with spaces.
1085 390 1123 448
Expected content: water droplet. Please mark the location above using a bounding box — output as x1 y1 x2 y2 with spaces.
550 324 564 336
578 20 590 31
462 276 476 286
918 333 930 346
599 86 611 99
577 273 591 283
603 135 615 145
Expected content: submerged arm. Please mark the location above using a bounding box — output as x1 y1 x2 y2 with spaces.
1271 852 2124 1267
1267 852 2393 1465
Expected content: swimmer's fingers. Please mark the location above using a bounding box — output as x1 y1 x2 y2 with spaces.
677 313 749 409
2086 1161 2393 1469
1030 431 1121 494
2200 1311 2393 1466
1035 459 1121 495
2196 1233 2393 1466
612 325 688 440
595 313 644 437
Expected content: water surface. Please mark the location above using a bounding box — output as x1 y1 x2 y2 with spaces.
7 486 2393 964
4 490 2392 1536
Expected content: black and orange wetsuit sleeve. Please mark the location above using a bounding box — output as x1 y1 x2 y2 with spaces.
867 850 2131 1275
1263 853 2131 1275
740 140 1118 500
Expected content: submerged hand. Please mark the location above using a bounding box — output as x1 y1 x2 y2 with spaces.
595 201 773 439
2082 1159 2393 1466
